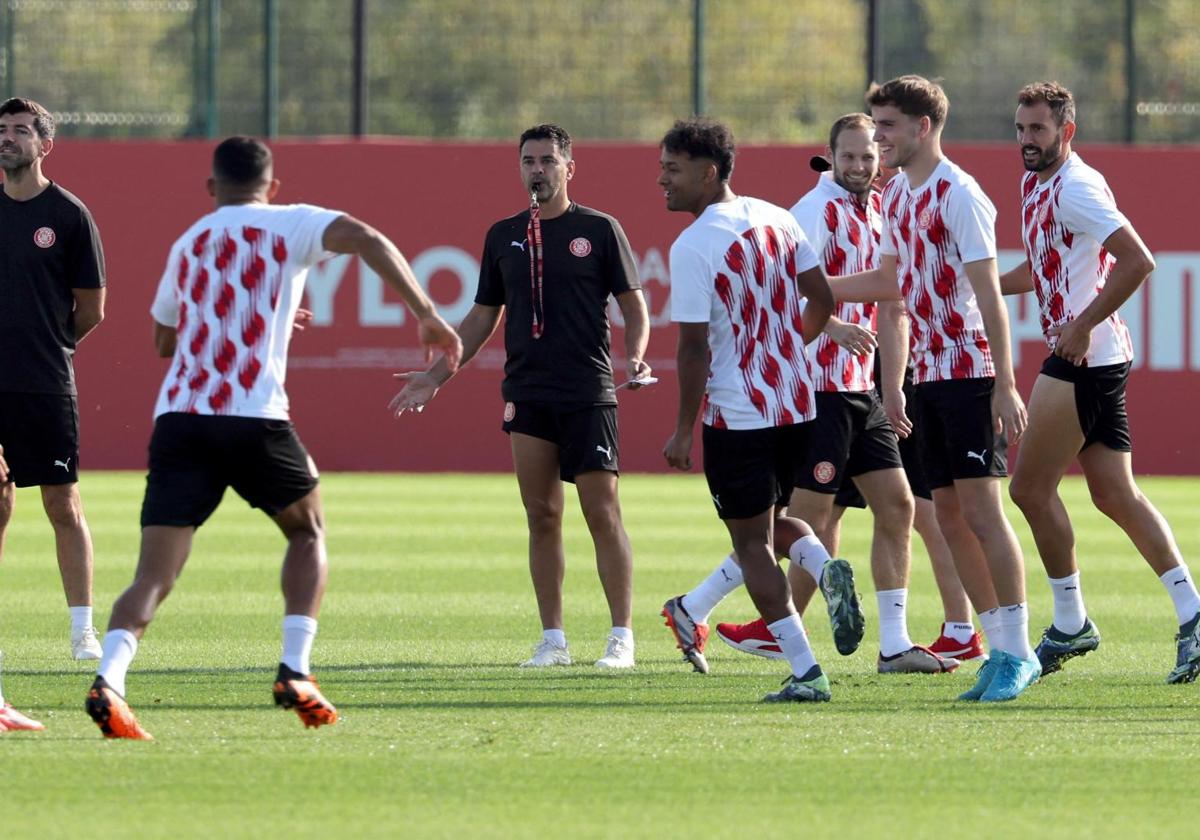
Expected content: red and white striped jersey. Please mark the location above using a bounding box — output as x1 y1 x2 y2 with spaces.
149 203 340 419
880 159 997 384
790 173 880 393
1020 153 1133 366
669 196 820 430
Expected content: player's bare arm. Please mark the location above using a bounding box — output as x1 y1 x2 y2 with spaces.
876 299 913 438
998 259 1034 296
615 288 652 385
823 315 878 357
963 257 1027 441
390 303 503 416
1049 224 1154 365
828 253 903 303
663 322 709 471
796 265 834 343
153 321 176 357
72 287 105 342
322 214 462 370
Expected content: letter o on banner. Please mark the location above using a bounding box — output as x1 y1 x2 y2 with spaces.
410 247 479 325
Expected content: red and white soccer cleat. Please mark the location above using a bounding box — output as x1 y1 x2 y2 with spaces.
715 617 784 659
929 629 985 661
0 703 46 732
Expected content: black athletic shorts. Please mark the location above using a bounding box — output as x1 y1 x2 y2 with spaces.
502 401 619 482
913 377 1007 490
140 413 319 528
835 383 932 508
795 392 903 498
0 392 80 487
702 422 811 521
1040 355 1132 453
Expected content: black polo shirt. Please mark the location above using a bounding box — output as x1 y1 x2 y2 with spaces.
476 203 639 405
0 182 106 395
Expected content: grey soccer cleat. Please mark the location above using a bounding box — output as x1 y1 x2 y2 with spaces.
819 559 865 655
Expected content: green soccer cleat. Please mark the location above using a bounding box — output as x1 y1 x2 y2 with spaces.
762 666 831 703
1166 612 1200 685
957 654 1001 701
819 559 865 656
1035 619 1101 676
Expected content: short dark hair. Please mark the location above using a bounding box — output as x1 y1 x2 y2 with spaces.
213 136 272 184
661 117 736 182
519 123 572 159
829 113 875 153
866 75 950 129
1017 81 1076 126
0 97 55 140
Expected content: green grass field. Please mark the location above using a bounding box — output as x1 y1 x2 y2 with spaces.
2 472 1198 839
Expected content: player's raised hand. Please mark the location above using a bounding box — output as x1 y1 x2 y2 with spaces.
992 382 1027 442
824 319 877 356
389 371 440 417
418 314 464 373
881 387 913 439
662 431 693 471
1047 320 1091 366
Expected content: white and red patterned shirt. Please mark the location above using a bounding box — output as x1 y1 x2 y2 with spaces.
150 203 341 420
880 159 997 384
1020 153 1133 366
669 196 820 430
790 173 880 393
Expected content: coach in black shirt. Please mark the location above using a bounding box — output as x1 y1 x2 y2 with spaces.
391 124 650 669
0 98 105 688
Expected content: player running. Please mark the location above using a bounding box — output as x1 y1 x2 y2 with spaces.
84 136 461 739
1001 81 1200 684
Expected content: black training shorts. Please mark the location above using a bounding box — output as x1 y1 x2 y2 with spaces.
1040 355 1132 453
796 392 903 497
702 422 811 521
140 412 319 528
502 401 619 482
913 377 1007 490
0 392 80 487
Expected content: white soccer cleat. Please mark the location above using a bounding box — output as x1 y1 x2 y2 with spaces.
519 640 572 668
72 626 103 661
0 703 46 732
595 635 635 669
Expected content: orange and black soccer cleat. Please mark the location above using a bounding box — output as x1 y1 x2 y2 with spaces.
85 677 153 740
273 664 338 729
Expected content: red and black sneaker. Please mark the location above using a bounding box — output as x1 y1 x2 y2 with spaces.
715 617 784 659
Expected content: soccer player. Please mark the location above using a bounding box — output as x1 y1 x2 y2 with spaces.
0 98 105 680
713 116 966 673
390 124 650 669
1001 82 1200 684
830 75 1040 702
84 136 462 739
659 116 852 702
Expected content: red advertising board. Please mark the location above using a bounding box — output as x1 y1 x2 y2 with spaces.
37 139 1200 474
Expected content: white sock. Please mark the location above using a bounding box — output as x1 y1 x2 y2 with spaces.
69 606 93 636
1048 572 1087 635
978 608 1002 654
788 535 830 586
1160 565 1200 624
944 621 975 643
281 615 318 674
97 629 139 698
768 614 818 678
997 602 1034 660
543 628 567 649
610 626 634 645
876 588 914 657
681 554 743 623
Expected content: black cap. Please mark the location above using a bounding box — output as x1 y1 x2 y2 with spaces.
809 155 831 173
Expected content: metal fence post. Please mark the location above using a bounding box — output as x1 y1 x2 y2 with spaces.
866 0 881 89
206 0 220 138
1125 0 1136 143
265 0 278 138
352 0 366 136
692 0 706 116
3 1 15 99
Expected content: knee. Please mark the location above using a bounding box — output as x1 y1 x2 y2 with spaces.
874 493 914 536
1008 475 1047 513
1089 484 1139 522
524 498 563 536
42 492 85 529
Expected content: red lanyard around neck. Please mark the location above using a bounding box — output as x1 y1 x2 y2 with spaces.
527 191 545 339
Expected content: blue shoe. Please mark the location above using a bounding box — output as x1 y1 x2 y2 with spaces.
980 652 1042 702
1035 619 1101 676
957 653 1001 701
1166 611 1200 685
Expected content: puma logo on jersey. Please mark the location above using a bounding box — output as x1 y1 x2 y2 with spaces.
54 458 71 471
966 449 988 466
595 444 613 460
510 239 528 251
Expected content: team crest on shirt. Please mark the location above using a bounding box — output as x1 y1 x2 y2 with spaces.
569 237 592 257
503 401 516 422
813 461 837 484
917 209 934 230
33 226 56 248
1036 202 1051 227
